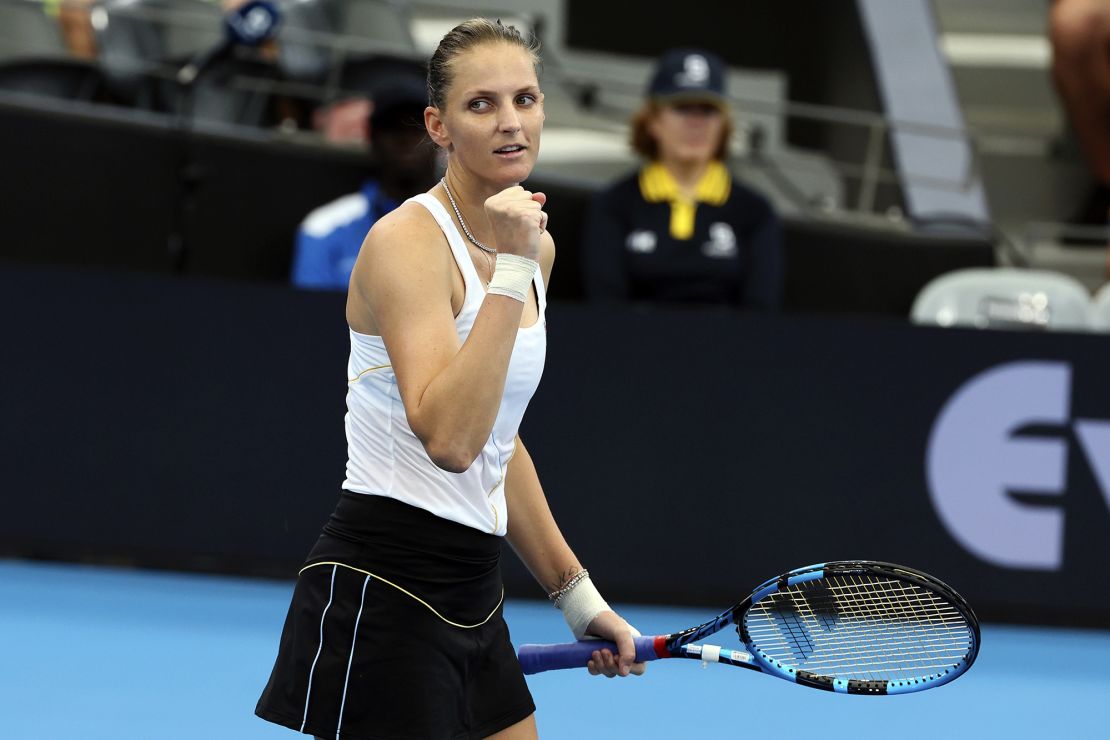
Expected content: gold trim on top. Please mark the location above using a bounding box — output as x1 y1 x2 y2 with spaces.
348 364 392 383
298 561 503 629
485 440 517 534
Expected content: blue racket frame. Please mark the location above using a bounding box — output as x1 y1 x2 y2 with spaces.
517 561 981 696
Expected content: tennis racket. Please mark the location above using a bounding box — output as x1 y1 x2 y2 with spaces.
518 561 979 695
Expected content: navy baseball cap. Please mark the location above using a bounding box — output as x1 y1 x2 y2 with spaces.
647 48 727 104
370 74 428 131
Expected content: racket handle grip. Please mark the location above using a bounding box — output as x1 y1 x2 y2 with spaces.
517 636 661 675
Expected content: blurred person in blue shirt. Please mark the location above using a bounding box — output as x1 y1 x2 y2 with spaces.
292 78 439 290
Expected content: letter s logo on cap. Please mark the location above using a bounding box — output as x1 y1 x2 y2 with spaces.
679 54 710 86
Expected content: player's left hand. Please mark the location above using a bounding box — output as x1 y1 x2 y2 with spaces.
584 610 647 678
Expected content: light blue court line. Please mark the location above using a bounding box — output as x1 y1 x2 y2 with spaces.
1 559 1107 739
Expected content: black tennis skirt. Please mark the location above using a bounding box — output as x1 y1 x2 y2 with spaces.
256 492 535 740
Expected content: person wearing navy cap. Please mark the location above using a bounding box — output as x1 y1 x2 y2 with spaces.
582 48 783 307
291 74 440 290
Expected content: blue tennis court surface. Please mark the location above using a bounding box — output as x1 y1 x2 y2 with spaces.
1 559 1105 739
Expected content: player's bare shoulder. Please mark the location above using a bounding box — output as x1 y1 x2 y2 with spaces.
347 197 453 332
360 200 441 263
351 200 448 287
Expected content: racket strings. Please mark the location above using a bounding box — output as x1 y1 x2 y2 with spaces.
743 627 969 670
744 574 974 682
781 577 968 680
802 575 970 679
848 575 970 678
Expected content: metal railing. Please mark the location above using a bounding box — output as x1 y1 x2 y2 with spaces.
0 0 1083 242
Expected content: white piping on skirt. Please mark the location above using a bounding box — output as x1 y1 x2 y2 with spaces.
335 575 372 740
301 564 337 733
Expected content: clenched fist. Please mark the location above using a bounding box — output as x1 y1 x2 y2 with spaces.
484 186 548 261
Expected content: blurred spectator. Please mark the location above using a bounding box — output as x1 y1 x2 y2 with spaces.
291 77 439 290
45 0 97 59
313 97 374 145
1050 0 1110 188
1048 0 1110 272
47 0 255 62
582 48 782 308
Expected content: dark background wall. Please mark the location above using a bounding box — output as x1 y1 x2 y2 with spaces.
3 263 1110 627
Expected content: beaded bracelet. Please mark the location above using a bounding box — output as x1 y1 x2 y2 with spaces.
548 569 590 605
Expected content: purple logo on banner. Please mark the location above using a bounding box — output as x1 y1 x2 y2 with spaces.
927 361 1110 570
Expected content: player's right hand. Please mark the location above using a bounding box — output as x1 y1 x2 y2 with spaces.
584 610 647 678
484 186 547 261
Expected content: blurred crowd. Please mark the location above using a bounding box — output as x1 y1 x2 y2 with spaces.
14 0 424 139
19 1 791 307
8 0 1110 318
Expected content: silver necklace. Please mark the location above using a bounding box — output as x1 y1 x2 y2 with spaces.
440 177 497 255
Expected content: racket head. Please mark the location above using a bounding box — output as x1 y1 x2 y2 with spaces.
738 561 980 695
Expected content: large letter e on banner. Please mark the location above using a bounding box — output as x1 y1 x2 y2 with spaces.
927 361 1070 570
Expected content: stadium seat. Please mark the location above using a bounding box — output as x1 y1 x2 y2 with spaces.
270 0 419 85
274 0 346 84
95 0 291 127
0 1 103 101
911 267 1092 331
0 58 102 100
277 0 335 84
1089 282 1110 332
337 0 416 57
0 0 69 64
94 0 223 109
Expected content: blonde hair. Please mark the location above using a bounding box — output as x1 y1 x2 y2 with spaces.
427 18 541 109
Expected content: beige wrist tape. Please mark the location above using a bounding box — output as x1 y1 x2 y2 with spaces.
487 253 539 303
556 573 610 641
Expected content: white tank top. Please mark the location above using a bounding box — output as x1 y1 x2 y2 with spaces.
341 193 547 535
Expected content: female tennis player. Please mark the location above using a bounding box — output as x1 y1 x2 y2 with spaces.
256 18 643 740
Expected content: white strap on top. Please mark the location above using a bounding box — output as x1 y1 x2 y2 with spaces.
533 259 547 313
408 192 547 311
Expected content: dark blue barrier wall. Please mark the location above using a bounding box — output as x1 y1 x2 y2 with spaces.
2 263 1109 627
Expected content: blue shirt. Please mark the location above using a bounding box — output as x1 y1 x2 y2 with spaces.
291 179 400 290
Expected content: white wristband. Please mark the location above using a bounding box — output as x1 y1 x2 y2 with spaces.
555 574 610 641
487 253 538 303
